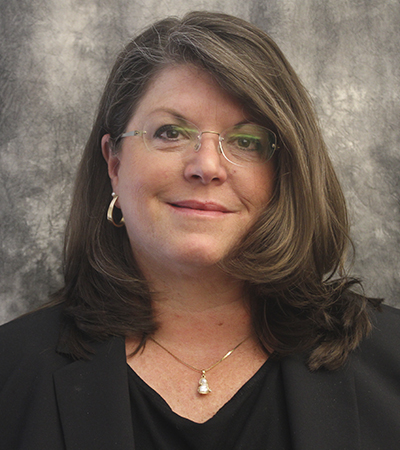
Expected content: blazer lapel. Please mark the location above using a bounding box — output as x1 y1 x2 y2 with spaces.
54 337 135 450
281 354 361 450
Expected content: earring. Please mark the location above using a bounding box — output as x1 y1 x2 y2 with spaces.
107 192 125 227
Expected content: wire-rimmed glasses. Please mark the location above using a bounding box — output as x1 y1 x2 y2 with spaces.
117 113 277 166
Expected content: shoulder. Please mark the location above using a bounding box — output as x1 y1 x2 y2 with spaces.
0 303 63 349
356 303 400 362
372 303 400 330
351 304 400 407
0 303 69 384
349 304 400 446
351 304 400 375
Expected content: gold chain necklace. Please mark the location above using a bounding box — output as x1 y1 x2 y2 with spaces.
149 336 249 395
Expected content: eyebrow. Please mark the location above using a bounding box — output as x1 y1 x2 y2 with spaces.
148 108 188 121
147 107 252 128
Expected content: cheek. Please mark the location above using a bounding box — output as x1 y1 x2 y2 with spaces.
262 165 275 203
116 159 150 218
117 151 156 195
242 162 275 208
116 153 177 218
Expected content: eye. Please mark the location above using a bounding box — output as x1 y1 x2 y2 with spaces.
154 124 190 141
228 133 262 152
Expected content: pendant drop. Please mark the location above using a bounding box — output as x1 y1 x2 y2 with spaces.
197 371 211 395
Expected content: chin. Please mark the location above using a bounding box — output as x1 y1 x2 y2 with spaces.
176 247 232 270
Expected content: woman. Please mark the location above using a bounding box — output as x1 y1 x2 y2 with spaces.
1 11 399 450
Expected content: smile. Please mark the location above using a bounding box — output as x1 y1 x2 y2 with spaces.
168 200 232 215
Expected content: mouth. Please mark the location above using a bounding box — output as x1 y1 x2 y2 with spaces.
169 200 231 213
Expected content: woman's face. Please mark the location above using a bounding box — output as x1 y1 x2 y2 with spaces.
102 65 275 276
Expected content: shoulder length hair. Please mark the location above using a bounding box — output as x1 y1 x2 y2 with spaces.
55 11 381 370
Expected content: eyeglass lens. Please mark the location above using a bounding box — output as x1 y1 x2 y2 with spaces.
124 114 277 164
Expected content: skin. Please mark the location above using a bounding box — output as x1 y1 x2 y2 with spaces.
102 64 274 422
102 65 274 279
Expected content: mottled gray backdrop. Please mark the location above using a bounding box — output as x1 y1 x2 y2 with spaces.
1 0 399 324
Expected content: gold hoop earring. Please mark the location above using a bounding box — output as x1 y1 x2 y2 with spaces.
107 192 125 227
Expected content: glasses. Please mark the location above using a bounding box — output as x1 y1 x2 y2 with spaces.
117 114 277 166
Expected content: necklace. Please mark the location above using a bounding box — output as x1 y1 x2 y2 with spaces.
149 336 249 395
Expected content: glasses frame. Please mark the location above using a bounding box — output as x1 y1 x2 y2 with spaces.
118 122 277 167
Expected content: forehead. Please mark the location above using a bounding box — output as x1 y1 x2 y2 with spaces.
129 64 246 126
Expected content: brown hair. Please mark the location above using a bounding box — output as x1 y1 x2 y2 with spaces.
55 11 381 369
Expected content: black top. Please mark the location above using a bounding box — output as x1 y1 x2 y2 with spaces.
128 359 292 449
1 304 400 449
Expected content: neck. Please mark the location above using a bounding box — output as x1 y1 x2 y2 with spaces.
139 263 253 350
140 255 244 307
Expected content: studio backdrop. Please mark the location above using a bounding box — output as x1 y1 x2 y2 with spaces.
1 0 399 324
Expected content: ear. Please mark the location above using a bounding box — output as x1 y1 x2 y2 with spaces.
101 134 120 191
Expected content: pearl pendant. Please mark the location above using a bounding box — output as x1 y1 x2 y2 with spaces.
197 371 211 395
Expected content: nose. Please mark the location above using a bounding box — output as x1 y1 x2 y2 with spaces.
183 132 228 185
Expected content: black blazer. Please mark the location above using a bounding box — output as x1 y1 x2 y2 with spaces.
1 304 400 450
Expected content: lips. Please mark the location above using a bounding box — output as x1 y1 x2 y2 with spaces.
169 200 231 213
